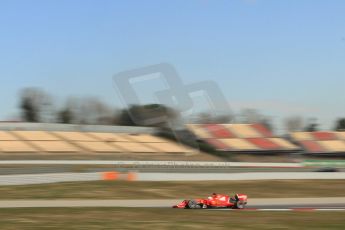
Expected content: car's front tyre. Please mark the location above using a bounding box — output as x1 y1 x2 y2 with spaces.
187 200 201 209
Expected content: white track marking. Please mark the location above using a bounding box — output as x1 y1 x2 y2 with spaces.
315 209 345 211
258 209 292 211
0 160 301 168
208 208 345 211
2 171 345 185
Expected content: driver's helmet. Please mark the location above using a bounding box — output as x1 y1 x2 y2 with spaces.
208 193 217 200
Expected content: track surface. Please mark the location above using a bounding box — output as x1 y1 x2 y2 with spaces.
0 198 344 210
1 172 345 185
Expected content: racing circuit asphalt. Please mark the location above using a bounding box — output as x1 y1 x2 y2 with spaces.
0 198 344 210
1 172 345 185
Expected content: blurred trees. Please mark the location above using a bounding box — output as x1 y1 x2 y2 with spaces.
193 109 272 131
117 104 179 127
57 107 74 124
335 118 345 131
240 109 263 124
19 88 116 125
18 88 178 127
284 116 304 132
193 112 232 124
21 88 334 135
56 97 117 125
238 109 273 131
19 88 54 122
304 118 319 132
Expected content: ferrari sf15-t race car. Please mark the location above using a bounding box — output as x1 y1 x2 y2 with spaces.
173 193 248 209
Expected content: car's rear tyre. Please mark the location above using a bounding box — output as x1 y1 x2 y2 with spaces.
236 201 245 209
188 200 201 209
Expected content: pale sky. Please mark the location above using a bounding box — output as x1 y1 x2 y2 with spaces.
1 0 345 132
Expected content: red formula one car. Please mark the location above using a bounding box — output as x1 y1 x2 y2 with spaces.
173 193 248 209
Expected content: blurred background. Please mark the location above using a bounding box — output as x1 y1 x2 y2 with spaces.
0 0 345 229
